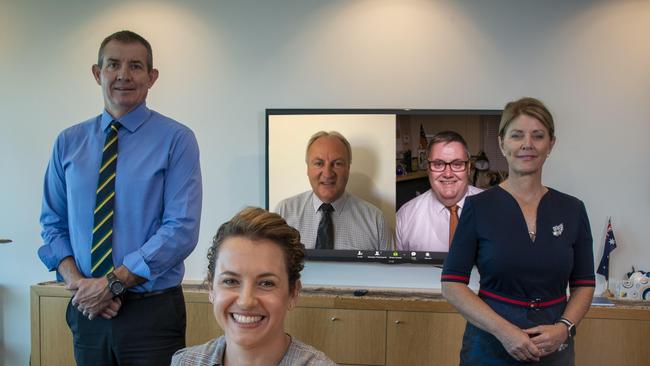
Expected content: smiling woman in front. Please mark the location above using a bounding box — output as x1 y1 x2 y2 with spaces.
171 207 336 366
441 97 595 365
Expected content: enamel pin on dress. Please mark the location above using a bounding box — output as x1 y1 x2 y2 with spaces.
552 223 564 237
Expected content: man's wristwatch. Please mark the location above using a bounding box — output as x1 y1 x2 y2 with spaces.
557 317 576 338
106 271 126 297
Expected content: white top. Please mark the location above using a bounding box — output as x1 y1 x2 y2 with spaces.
396 186 483 251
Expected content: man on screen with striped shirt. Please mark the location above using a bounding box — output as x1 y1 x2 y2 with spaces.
275 131 389 251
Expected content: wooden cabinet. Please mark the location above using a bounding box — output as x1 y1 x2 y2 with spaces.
32 294 75 366
31 283 650 366
575 316 650 365
286 307 386 365
386 311 465 366
184 301 223 347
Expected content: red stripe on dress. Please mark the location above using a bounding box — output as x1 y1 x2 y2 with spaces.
441 274 470 282
479 289 567 308
570 279 596 286
539 296 569 307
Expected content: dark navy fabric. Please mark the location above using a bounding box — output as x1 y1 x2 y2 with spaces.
461 297 574 365
442 186 594 364
443 186 595 299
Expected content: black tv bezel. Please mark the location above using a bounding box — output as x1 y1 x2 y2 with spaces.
265 108 501 265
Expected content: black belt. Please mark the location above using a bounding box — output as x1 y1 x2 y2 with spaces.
124 285 182 300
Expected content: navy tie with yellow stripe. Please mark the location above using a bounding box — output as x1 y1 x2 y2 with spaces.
91 121 120 277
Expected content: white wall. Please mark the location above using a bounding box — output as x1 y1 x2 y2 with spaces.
1 1 648 364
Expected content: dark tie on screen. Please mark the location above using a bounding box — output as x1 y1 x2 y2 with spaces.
91 121 121 277
447 205 459 247
315 203 334 250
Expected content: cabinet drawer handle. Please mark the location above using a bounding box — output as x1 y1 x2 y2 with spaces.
394 320 402 324
330 317 338 321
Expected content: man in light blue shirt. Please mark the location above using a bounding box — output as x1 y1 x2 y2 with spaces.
38 30 202 365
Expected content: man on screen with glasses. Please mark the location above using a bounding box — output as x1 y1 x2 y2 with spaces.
396 131 482 252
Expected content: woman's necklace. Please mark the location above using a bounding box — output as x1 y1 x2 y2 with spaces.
528 230 536 242
523 214 537 242
502 181 546 243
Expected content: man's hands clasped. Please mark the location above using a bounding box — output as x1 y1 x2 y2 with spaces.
67 277 122 320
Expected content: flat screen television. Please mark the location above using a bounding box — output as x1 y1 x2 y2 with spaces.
266 109 503 265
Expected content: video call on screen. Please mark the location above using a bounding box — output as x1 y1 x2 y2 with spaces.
266 110 502 264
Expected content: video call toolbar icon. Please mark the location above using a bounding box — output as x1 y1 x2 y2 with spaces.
309 249 437 263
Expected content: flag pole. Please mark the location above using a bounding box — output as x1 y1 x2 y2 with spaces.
600 216 614 298
601 279 614 298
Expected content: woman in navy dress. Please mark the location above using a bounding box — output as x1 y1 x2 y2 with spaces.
441 97 595 365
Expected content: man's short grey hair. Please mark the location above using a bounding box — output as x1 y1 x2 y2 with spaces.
304 131 352 164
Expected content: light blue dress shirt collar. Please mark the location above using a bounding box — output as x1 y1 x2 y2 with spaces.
100 102 150 133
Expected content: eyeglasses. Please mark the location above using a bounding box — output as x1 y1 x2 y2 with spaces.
427 159 468 172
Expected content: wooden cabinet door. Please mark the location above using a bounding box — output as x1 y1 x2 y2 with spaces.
185 302 223 347
285 307 386 365
575 317 650 366
386 311 466 366
37 296 75 366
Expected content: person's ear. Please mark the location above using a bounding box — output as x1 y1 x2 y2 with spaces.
92 64 102 85
549 136 556 154
208 290 215 304
288 280 302 310
147 68 159 88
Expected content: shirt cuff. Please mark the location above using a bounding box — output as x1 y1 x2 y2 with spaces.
122 249 152 282
38 238 74 272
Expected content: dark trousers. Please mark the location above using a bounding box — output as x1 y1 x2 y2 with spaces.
66 286 186 366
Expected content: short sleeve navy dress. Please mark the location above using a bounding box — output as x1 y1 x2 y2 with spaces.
442 186 595 366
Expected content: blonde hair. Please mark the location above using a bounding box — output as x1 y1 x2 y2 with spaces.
499 97 555 139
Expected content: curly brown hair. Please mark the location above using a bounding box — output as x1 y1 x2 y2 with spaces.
206 207 305 292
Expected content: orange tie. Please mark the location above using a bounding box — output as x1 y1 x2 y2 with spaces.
447 205 459 246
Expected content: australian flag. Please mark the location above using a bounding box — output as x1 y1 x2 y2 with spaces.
596 219 617 280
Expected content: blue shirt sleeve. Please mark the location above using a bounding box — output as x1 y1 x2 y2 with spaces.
38 133 74 271
121 128 202 283
38 105 202 291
